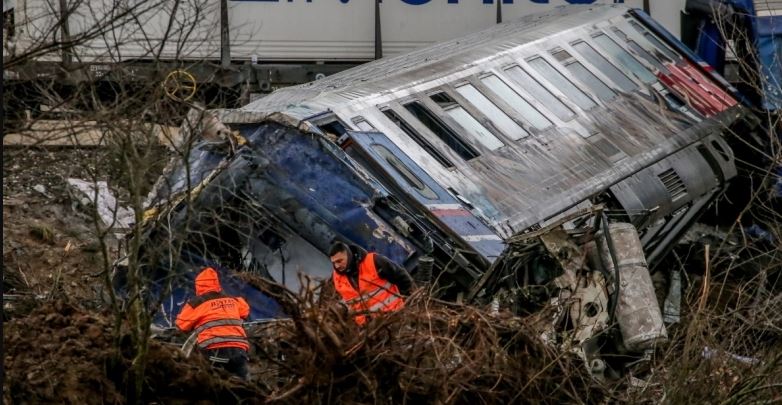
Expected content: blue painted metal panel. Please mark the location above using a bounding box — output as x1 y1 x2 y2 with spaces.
134 122 419 326
695 21 726 73
237 123 417 266
150 256 285 327
754 16 782 110
147 146 226 207
727 0 782 110
676 1 782 110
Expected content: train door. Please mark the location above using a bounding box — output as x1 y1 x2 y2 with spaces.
346 130 505 261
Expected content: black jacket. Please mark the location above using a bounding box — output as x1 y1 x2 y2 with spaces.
343 244 414 295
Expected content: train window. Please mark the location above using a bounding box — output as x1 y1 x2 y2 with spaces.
504 66 576 121
571 41 637 92
479 74 552 130
352 118 375 131
429 92 457 108
652 82 688 109
565 62 617 102
382 108 455 168
527 56 597 111
451 84 529 140
429 92 505 150
371 143 439 200
403 101 480 161
592 33 657 84
318 120 348 138
551 49 616 102
610 28 668 73
628 21 678 62
447 106 506 150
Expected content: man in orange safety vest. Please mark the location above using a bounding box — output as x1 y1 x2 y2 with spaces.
329 242 414 325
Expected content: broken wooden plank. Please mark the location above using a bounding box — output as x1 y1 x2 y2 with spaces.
3 120 180 148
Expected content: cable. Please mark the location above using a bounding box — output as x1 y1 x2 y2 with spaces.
600 211 621 323
278 246 286 287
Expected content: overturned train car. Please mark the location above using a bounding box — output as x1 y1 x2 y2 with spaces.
134 5 748 377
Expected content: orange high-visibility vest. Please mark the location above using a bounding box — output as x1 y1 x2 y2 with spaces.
332 253 404 325
175 268 250 351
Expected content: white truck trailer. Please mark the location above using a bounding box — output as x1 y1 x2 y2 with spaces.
4 0 681 110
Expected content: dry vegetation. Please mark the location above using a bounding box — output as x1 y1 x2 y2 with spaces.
4 2 782 403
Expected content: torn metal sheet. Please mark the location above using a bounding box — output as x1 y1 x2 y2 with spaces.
663 269 682 325
598 223 667 351
67 178 134 230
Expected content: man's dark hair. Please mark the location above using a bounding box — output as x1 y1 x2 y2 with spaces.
329 241 350 257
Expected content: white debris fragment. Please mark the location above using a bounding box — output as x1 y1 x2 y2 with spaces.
67 178 135 229
702 346 760 366
32 184 47 195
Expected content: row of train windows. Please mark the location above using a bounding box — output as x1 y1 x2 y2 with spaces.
353 20 684 169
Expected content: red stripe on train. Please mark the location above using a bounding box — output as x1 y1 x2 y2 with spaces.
430 208 472 217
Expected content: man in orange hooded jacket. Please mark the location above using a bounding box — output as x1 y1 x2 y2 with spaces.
176 267 251 380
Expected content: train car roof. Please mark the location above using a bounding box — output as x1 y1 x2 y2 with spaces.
228 4 744 240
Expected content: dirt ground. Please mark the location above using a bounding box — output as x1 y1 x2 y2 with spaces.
3 147 131 305
3 300 266 404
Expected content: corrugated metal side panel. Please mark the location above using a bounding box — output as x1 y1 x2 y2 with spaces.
12 0 645 63
73 0 219 62
231 41 376 61
13 0 222 62
755 0 782 15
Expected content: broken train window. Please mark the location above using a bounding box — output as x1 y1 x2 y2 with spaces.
571 40 638 92
317 120 349 141
627 20 679 63
402 100 481 161
478 74 552 131
551 48 617 102
610 27 670 73
381 108 455 169
452 82 532 140
503 65 576 122
592 32 658 85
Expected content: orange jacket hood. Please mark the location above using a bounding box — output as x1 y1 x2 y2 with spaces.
195 267 222 295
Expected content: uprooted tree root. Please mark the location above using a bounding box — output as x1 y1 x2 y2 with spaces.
241 275 607 404
3 280 606 404
5 271 781 404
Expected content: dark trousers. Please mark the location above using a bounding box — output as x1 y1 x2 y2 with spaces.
202 347 249 380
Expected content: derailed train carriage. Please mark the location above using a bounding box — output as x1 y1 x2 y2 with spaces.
133 5 749 378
